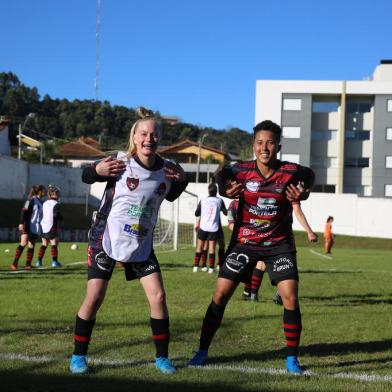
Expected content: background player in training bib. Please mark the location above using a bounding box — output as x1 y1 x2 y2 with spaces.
69 107 188 375
11 185 46 270
193 183 227 273
36 185 63 268
188 120 314 375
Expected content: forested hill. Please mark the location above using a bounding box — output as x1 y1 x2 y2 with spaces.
0 72 253 158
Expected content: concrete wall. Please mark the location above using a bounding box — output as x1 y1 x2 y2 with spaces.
0 155 89 203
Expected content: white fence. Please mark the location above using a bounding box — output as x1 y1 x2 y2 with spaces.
1 156 391 239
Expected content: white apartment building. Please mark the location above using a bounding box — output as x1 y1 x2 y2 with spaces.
255 60 392 197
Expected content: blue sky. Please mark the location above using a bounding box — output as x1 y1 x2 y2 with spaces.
2 0 391 131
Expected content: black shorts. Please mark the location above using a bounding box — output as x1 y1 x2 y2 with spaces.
218 244 298 286
197 228 221 241
87 246 161 281
41 231 57 240
21 230 40 241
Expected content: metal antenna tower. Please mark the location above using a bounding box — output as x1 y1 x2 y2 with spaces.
94 0 101 101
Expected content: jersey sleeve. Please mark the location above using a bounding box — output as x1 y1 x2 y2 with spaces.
216 165 235 197
53 203 63 221
220 199 228 215
82 162 111 184
165 176 189 202
19 200 32 226
194 201 201 217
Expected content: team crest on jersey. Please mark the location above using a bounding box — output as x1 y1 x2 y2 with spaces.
245 180 260 193
155 182 167 196
126 177 139 191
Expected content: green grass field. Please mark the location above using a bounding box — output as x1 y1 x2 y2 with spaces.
0 238 391 392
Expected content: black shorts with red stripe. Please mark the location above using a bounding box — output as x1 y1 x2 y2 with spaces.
218 244 298 286
87 246 161 281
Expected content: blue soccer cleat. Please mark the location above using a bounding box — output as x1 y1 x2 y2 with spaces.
52 261 62 268
35 260 42 267
70 354 88 374
286 356 303 374
155 357 176 374
187 349 208 366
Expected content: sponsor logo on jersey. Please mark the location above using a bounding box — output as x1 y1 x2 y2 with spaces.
273 256 294 272
123 223 148 237
248 197 278 216
126 177 139 191
155 182 167 196
245 180 260 193
249 218 270 228
95 251 115 272
128 204 154 219
225 252 249 273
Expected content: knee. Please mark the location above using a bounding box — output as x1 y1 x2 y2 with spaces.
281 293 298 309
213 291 229 306
151 290 166 307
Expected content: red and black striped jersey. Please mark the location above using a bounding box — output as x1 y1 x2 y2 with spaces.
217 160 314 253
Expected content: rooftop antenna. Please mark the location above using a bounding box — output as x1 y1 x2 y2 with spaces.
94 0 101 101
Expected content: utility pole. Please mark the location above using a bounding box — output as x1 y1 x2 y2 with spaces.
18 124 22 160
196 133 208 183
95 0 101 101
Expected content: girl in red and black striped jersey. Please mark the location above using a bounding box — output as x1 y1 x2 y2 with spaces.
188 120 315 375
69 107 188 375
10 185 46 270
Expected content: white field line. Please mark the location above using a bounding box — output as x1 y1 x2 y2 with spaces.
309 249 333 260
1 353 391 383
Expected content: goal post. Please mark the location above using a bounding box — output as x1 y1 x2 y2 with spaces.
154 189 198 251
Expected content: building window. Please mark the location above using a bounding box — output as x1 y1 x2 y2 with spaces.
386 128 392 140
344 157 369 168
282 126 301 138
310 157 338 168
386 156 392 168
283 98 301 111
312 184 336 193
311 130 337 141
385 185 392 197
281 153 300 163
388 100 392 112
312 102 339 112
345 130 370 140
346 103 372 113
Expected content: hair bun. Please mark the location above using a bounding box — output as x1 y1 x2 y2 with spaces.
137 106 154 119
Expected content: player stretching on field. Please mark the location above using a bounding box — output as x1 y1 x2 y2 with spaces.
10 185 46 270
69 107 188 375
193 183 227 273
188 120 314 374
36 185 63 268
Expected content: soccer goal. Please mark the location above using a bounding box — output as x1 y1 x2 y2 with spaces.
154 190 198 251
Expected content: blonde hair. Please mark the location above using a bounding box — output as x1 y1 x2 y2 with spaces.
48 184 60 198
127 107 162 157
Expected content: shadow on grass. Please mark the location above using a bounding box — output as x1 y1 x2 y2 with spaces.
0 368 258 392
210 338 392 364
302 292 392 306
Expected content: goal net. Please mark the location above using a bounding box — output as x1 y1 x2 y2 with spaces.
154 190 198 251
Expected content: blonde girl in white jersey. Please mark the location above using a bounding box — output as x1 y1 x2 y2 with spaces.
69 108 188 375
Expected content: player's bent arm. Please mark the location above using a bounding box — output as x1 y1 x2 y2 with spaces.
82 164 110 184
165 176 189 202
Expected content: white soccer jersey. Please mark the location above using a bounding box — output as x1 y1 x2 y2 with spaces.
41 199 58 234
102 152 172 263
199 197 223 233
